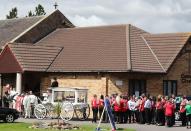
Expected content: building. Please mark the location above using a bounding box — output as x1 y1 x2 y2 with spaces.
0 10 190 103
0 10 74 95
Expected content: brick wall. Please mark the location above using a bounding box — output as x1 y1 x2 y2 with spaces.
164 43 191 95
41 73 107 104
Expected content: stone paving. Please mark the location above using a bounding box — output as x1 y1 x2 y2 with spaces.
16 118 190 131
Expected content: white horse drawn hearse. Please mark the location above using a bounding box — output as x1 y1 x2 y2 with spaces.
34 87 90 121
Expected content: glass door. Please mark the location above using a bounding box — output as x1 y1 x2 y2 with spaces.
129 80 146 97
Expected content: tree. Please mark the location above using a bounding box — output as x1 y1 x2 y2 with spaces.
6 7 18 19
35 4 46 16
27 4 46 17
28 10 34 17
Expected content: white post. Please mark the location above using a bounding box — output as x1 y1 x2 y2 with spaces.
16 73 22 94
75 91 78 103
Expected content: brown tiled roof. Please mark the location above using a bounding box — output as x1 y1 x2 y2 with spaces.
129 26 165 73
8 44 63 71
1 24 189 73
38 25 130 72
36 24 191 73
0 16 43 47
36 24 167 73
143 33 191 71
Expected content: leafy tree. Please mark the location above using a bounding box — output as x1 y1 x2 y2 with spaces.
6 7 18 19
35 4 46 16
27 4 46 17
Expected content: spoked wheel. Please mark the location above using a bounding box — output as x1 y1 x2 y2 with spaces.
4 114 14 123
175 111 180 121
45 103 57 119
34 104 47 120
75 104 90 120
60 102 74 121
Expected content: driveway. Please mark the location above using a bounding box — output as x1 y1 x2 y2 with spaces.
17 118 189 131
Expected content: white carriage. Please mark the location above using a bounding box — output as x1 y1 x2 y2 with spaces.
34 87 90 121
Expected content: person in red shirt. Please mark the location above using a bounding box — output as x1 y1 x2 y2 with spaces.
156 95 163 126
113 95 122 123
180 95 187 126
139 95 145 124
161 96 167 125
150 96 156 124
121 95 129 123
164 98 175 127
91 94 99 123
98 95 104 121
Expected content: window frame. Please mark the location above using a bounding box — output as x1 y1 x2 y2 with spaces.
163 80 177 96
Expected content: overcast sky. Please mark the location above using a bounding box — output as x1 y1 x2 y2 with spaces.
1 0 191 33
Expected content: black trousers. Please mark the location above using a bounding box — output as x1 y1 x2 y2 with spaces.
99 108 104 120
186 114 191 127
115 111 122 123
180 111 186 126
172 114 175 126
122 110 129 123
145 108 151 124
139 111 145 124
166 116 173 127
129 110 136 123
156 109 163 124
161 110 165 125
92 108 98 122
150 108 156 124
135 110 140 123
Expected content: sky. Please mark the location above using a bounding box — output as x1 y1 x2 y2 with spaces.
1 0 191 33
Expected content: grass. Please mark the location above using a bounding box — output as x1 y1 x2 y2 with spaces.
0 122 135 131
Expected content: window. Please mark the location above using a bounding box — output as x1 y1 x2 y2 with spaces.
163 80 177 96
77 91 87 103
54 91 75 103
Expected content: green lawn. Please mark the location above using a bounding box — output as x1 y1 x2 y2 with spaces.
0 122 135 131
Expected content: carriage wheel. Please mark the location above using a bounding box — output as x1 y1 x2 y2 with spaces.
75 104 90 120
34 104 47 120
45 103 57 119
60 102 74 121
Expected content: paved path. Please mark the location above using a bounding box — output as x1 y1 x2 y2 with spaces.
17 118 189 131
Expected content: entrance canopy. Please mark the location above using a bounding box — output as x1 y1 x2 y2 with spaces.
0 44 63 73
0 43 62 94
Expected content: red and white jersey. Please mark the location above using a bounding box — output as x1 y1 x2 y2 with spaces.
15 96 23 112
91 98 99 108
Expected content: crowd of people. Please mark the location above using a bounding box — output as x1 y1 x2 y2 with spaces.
91 93 191 128
2 82 191 129
2 84 38 119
